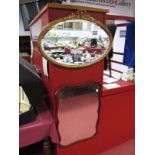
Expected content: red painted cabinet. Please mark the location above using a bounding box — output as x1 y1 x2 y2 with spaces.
29 3 134 155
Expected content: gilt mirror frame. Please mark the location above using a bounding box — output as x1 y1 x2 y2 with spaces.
38 10 113 68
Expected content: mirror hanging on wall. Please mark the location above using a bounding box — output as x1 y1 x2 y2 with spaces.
39 18 112 68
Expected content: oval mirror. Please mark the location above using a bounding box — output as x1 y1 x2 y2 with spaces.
38 17 112 68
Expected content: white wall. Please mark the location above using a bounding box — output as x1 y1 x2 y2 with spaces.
113 25 127 53
64 0 135 17
19 9 30 36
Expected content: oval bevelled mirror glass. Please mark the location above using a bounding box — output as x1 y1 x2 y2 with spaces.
39 18 112 68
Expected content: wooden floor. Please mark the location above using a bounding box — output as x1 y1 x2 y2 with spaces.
20 139 134 155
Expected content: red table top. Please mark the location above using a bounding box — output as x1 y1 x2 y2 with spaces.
19 104 59 148
102 80 135 96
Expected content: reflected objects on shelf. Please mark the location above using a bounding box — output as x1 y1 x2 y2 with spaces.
40 19 111 67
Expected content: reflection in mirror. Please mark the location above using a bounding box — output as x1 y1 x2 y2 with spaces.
41 19 111 67
56 83 100 146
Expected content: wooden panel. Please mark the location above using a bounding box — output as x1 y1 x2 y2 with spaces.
29 3 108 27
